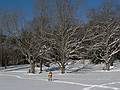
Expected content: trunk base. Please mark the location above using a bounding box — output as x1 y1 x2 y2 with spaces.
29 62 35 73
105 63 110 71
60 66 65 74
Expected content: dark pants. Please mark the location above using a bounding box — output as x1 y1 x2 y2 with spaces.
48 77 52 81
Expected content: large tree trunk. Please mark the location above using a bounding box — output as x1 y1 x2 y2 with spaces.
60 65 65 74
4 60 7 69
39 60 43 73
30 61 35 73
4 57 7 69
110 57 114 66
105 62 110 71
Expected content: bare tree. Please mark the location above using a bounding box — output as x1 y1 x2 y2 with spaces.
87 0 120 70
48 0 87 74
90 19 120 70
32 0 52 73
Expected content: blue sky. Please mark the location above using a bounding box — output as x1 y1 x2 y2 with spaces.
0 0 33 12
77 0 104 21
0 0 33 20
0 0 119 21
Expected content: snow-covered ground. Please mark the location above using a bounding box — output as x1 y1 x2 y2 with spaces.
0 69 120 90
0 61 120 90
0 64 30 72
0 70 120 90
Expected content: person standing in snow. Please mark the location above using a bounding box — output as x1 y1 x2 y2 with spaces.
48 71 53 81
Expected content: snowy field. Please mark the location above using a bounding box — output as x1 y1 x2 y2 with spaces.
0 67 120 90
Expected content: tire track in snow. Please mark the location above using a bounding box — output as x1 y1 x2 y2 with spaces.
82 85 119 90
83 82 120 90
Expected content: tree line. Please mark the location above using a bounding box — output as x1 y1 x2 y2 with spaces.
0 0 120 73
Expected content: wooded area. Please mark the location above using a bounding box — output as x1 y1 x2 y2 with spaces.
0 0 120 73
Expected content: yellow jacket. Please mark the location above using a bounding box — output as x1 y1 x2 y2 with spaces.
48 72 52 78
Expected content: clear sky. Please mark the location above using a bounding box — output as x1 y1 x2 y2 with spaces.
0 0 33 20
0 0 119 21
